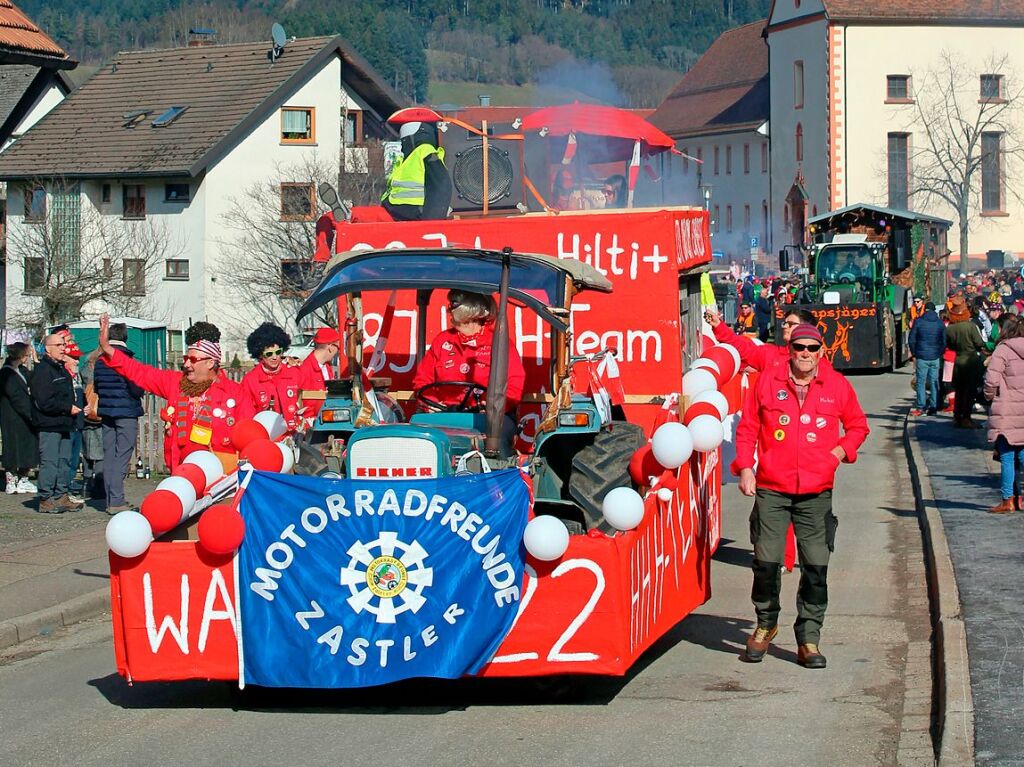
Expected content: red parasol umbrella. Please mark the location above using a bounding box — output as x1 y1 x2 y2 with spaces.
520 102 676 160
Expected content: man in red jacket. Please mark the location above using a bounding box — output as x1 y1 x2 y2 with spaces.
97 314 241 469
732 324 869 669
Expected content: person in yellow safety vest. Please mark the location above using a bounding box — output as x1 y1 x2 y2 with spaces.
382 107 453 222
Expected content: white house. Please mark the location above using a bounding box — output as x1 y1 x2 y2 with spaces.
649 21 771 269
0 35 404 358
766 0 1024 269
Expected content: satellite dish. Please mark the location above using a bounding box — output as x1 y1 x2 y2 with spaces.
269 23 287 63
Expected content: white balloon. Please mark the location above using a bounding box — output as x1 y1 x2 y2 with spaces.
523 515 570 561
691 389 729 419
182 450 224 487
254 411 287 440
602 486 646 531
689 414 725 452
682 368 717 399
656 487 674 502
717 343 741 374
689 358 720 376
105 511 153 558
156 476 197 516
651 422 694 469
277 442 296 474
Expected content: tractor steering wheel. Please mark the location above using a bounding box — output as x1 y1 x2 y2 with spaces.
415 381 487 413
837 272 857 284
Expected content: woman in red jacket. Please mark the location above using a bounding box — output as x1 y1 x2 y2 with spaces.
238 323 304 433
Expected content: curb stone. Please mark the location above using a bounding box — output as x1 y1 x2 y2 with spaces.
903 413 975 767
0 586 109 652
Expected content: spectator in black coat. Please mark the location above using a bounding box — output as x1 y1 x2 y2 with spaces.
754 293 773 343
0 343 37 494
94 323 145 514
908 301 947 416
30 334 82 513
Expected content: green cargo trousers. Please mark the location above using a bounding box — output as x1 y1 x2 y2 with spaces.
749 488 838 644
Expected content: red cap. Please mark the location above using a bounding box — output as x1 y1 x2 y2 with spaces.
387 107 443 125
65 342 82 359
789 324 823 344
312 328 340 345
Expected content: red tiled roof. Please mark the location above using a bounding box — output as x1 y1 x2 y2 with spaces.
650 21 768 139
823 0 1024 22
0 0 70 63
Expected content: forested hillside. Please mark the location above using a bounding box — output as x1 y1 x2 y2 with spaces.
25 0 768 107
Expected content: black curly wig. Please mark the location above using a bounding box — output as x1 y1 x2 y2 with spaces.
246 322 291 360
185 321 221 346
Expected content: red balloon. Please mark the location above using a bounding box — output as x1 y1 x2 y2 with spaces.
140 489 185 535
198 504 246 555
240 438 285 472
172 463 208 497
231 419 269 452
703 346 739 382
628 444 663 487
683 401 722 426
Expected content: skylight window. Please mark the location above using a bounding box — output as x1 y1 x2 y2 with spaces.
152 106 188 127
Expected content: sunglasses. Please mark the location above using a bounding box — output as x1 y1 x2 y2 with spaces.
184 354 212 365
790 343 822 352
262 348 284 359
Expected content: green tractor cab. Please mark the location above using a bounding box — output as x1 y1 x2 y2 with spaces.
293 246 644 532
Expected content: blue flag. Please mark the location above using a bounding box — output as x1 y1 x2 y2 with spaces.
237 469 529 688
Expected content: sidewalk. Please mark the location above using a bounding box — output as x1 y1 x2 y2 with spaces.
0 477 160 649
909 411 1024 766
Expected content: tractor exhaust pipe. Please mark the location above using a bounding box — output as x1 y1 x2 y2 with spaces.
485 248 512 456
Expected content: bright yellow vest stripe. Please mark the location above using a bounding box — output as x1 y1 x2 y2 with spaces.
383 145 446 207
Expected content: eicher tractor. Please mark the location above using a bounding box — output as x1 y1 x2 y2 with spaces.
294 246 645 534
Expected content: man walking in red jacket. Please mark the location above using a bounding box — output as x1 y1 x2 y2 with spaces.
732 324 869 668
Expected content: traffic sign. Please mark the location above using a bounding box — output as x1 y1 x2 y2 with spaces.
750 236 759 249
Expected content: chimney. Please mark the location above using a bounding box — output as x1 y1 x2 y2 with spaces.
478 94 491 107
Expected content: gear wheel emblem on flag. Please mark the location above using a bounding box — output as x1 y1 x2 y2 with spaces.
339 531 434 624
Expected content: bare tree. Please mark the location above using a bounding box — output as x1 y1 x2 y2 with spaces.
899 52 1024 274
6 179 187 328
214 150 389 339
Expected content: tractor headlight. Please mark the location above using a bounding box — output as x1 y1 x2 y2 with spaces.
321 409 352 423
558 412 590 428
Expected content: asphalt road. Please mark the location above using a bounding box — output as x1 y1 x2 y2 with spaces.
0 372 925 767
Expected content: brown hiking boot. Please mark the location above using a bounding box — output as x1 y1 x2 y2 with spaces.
55 495 83 512
745 625 778 662
36 498 64 514
989 498 1015 514
797 643 827 669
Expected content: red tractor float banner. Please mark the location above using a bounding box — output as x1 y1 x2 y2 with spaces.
107 207 759 686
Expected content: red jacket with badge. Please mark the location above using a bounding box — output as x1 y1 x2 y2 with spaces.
731 362 869 495
105 349 241 468
413 326 525 411
238 363 304 432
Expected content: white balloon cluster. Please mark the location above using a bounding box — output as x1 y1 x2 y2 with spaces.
523 515 570 561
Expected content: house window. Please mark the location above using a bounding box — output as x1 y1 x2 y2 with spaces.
743 144 750 174
784 204 790 228
887 133 910 209
164 183 190 202
886 75 911 101
165 259 190 280
744 204 751 231
281 259 315 296
50 184 81 273
762 201 769 243
24 257 44 292
280 183 315 221
981 74 1004 102
123 185 145 219
982 132 1004 212
696 147 703 170
681 148 689 173
24 186 45 222
122 258 146 295
795 123 803 162
713 146 720 175
281 107 315 144
101 184 111 204
713 205 720 234
726 205 733 233
761 142 768 173
794 61 804 109
344 110 363 144
725 146 732 175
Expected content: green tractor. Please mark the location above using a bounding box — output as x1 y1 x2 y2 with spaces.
293 246 645 533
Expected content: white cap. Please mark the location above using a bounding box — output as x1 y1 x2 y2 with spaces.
399 121 422 139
